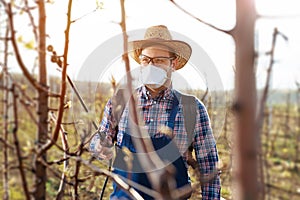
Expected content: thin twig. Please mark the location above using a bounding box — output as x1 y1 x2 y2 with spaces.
3 2 50 93
169 0 232 34
73 134 86 200
0 137 15 149
48 112 69 200
2 16 10 200
19 98 39 125
78 157 145 200
24 0 38 41
256 28 288 199
201 87 209 102
36 156 74 187
11 84 31 200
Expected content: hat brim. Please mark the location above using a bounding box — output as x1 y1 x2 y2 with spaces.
128 39 192 70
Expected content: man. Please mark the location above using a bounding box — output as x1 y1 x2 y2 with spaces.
90 25 221 199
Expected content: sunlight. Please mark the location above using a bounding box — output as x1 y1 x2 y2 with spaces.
18 0 300 90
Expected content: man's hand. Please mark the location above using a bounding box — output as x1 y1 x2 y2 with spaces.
186 150 198 169
93 131 114 160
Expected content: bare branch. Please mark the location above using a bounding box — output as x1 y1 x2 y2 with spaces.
4 3 50 93
201 87 209 102
119 0 178 198
71 8 98 23
48 112 69 200
11 84 31 200
50 49 98 129
78 157 145 200
0 137 15 149
38 0 73 155
72 133 86 199
255 29 278 198
256 28 285 131
36 156 74 187
24 0 38 41
169 0 232 35
2 15 10 200
255 29 289 198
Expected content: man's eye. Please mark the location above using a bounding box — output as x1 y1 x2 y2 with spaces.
153 58 165 63
140 57 150 63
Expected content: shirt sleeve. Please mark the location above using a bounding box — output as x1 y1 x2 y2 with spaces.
89 98 117 152
193 99 221 199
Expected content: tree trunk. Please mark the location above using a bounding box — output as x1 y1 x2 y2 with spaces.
34 0 48 199
233 0 259 199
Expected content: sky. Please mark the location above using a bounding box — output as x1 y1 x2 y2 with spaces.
6 0 300 91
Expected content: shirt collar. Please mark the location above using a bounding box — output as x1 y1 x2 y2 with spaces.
139 85 173 101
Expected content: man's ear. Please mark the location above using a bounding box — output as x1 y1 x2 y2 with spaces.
171 58 178 71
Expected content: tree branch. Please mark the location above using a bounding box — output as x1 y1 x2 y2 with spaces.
169 0 232 35
38 0 73 155
119 0 179 198
11 84 31 200
78 157 145 200
2 15 10 200
4 3 50 93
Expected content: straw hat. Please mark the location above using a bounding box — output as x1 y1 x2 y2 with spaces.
128 25 192 70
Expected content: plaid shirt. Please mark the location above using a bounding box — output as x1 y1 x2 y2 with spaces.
90 85 221 199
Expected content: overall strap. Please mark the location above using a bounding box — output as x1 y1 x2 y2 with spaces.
165 94 179 130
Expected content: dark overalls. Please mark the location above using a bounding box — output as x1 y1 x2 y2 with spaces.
111 95 191 200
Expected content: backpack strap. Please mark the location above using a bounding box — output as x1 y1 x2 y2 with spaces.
175 91 197 151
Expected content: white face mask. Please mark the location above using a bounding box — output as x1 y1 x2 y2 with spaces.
140 65 169 89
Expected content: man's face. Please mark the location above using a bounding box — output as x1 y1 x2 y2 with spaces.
140 45 176 74
139 45 177 92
